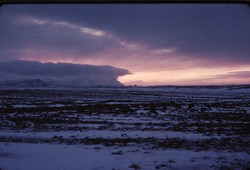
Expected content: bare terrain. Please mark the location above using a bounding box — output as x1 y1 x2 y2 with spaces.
0 86 250 170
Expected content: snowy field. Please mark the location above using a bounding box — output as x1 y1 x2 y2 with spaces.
0 86 250 170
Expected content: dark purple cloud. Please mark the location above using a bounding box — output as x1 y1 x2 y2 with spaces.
0 8 121 61
0 4 250 64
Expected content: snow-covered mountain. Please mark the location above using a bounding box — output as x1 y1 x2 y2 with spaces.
0 60 129 87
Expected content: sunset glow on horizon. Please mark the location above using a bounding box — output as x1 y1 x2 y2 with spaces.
0 4 250 86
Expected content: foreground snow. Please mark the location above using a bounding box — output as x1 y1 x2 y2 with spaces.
1 142 249 170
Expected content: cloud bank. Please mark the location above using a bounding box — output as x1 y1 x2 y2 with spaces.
0 60 130 87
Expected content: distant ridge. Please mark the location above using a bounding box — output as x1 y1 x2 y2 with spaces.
145 85 250 89
125 85 250 91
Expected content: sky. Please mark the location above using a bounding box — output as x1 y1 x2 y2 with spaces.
0 4 250 86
